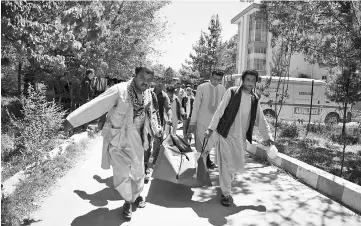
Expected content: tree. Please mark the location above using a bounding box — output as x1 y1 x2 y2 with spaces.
259 1 361 176
260 1 361 68
164 67 175 85
2 1 169 111
178 64 200 85
326 69 361 176
261 39 293 140
204 14 222 76
59 1 169 109
152 63 167 78
217 34 238 75
1 1 68 95
187 32 208 78
188 14 222 79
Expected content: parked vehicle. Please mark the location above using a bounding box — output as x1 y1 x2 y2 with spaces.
223 74 352 124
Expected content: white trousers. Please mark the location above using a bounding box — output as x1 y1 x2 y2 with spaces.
194 123 216 153
215 133 246 197
108 128 145 203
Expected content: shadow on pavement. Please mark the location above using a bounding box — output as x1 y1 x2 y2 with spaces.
146 179 267 226
71 207 130 226
73 175 123 207
93 175 114 188
71 175 130 225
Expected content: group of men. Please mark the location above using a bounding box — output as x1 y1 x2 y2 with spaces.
64 67 274 220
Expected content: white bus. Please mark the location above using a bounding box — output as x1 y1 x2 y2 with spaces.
223 74 352 124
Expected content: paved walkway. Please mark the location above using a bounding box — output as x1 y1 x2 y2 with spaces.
31 127 360 226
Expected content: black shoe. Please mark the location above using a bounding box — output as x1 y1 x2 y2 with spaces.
122 202 132 219
206 155 218 169
221 195 231 207
133 196 146 208
207 161 217 169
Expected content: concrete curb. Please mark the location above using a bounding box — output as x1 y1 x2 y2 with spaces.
2 132 90 197
246 142 361 214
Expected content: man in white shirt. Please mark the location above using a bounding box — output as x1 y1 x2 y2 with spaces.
188 70 226 169
64 67 160 220
205 70 274 207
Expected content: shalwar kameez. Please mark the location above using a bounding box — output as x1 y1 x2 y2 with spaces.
189 82 226 154
67 79 160 203
208 87 273 198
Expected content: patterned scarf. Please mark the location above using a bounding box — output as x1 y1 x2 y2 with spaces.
127 79 145 119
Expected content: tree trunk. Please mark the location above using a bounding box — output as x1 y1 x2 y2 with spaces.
306 80 315 136
69 83 74 112
18 61 22 96
274 100 278 140
342 102 347 134
340 102 348 177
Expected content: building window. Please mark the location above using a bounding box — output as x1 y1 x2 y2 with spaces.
254 59 266 71
254 47 266 54
322 75 327 80
248 12 268 43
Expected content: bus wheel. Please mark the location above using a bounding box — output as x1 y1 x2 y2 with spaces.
325 112 339 125
263 109 276 118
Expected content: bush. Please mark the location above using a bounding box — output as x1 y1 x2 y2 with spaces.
329 133 359 145
280 123 299 138
1 192 16 226
11 85 67 162
306 123 329 134
1 97 23 133
1 133 16 162
1 138 89 226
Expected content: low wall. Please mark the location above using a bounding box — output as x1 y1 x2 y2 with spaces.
246 142 361 214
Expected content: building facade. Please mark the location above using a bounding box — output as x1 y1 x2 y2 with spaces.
231 3 330 82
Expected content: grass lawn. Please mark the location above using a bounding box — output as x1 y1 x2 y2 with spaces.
253 121 361 186
1 136 91 226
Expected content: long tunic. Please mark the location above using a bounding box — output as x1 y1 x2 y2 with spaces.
209 89 273 173
67 81 159 201
190 82 226 151
67 82 156 171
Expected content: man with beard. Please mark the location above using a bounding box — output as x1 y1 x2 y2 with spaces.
188 69 226 169
64 67 161 220
151 78 172 164
166 85 184 134
181 86 195 140
205 70 274 206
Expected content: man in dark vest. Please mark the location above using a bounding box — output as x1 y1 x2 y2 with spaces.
152 78 172 165
205 70 274 207
79 69 95 130
166 85 184 134
80 69 95 104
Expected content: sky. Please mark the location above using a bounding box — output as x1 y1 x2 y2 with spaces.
149 0 252 70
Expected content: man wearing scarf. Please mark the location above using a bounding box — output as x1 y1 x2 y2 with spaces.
205 70 274 207
188 70 226 169
64 67 160 220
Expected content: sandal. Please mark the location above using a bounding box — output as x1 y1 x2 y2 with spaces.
221 195 231 207
134 196 146 208
122 202 132 219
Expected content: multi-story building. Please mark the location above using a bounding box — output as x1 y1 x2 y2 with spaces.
231 3 330 82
